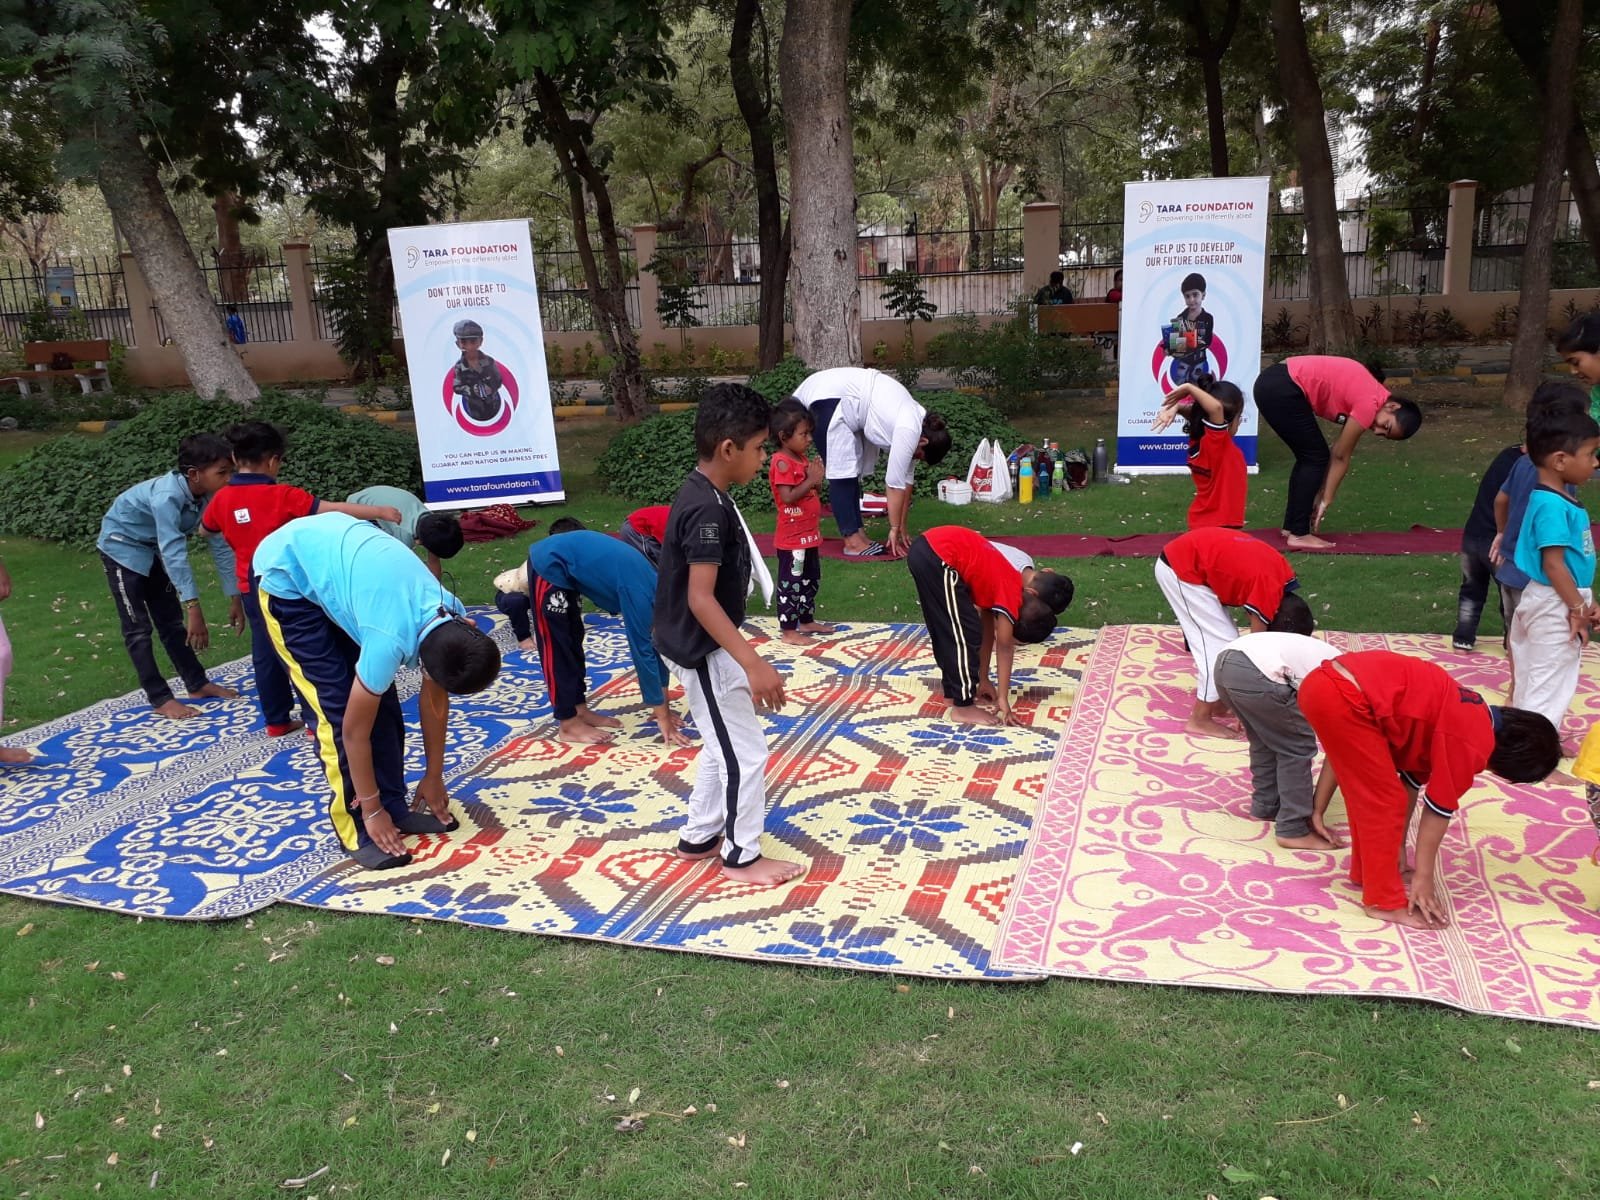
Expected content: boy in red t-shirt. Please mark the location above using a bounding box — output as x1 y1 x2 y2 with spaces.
1153 373 1247 529
1300 651 1558 929
769 401 834 645
1154 526 1297 739
907 525 1074 725
621 505 670 567
202 421 403 735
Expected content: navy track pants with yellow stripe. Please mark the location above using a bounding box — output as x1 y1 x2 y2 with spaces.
260 591 409 853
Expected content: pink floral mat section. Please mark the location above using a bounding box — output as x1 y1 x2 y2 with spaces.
994 624 1600 1028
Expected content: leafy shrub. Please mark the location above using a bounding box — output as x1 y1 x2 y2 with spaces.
924 307 1107 411
747 355 810 403
0 391 423 546
594 386 1021 511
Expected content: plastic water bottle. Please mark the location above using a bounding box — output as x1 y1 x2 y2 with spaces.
1019 458 1034 504
1053 459 1065 494
1092 438 1108 483
1008 454 1020 495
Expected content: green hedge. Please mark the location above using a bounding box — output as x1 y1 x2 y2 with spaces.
595 373 1022 512
0 391 425 546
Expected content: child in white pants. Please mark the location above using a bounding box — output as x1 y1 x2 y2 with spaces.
1507 412 1600 735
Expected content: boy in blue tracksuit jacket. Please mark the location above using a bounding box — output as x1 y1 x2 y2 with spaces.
516 523 689 746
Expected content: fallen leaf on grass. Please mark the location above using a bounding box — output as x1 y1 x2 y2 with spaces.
1336 1094 1348 1109
110 972 126 982
1504 1037 1522 1055
16 923 33 937
33 1112 43 1130
895 984 910 994
1587 1081 1600 1090
465 1130 477 1144
1461 1047 1477 1061
85 961 99 971
776 1080 790 1089
682 1106 698 1116
1220 1167 1260 1184
426 1103 441 1115
441 1148 452 1167
106 1153 118 1166
628 1087 641 1105
342 1117 357 1129
151 1124 162 1139
615 1116 646 1133
375 956 395 967
705 1103 717 1114
554 1046 564 1058
122 1065 132 1077
728 1132 747 1148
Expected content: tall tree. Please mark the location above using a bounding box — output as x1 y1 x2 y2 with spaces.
729 0 790 370
6 0 267 400
488 0 675 421
781 0 858 367
1500 0 1584 409
259 0 505 378
1268 0 1354 352
1496 0 1600 276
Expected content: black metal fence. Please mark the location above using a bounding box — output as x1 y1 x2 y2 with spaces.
1264 202 1447 301
856 225 1024 318
1057 218 1123 302
1471 199 1600 292
0 256 135 345
535 247 643 332
151 251 296 344
648 237 763 327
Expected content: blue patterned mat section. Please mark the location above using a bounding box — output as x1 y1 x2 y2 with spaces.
0 611 633 919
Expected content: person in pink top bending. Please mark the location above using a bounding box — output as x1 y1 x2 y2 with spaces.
1253 355 1422 551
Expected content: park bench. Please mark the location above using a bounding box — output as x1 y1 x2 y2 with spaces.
1037 302 1120 356
2 340 114 397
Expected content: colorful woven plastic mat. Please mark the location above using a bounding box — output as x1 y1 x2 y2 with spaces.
994 624 1600 1028
287 620 1094 980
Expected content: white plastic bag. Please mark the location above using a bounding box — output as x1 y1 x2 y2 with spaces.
982 438 1013 502
966 438 994 500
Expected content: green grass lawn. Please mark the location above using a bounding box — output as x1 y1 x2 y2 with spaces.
3 383 1597 1199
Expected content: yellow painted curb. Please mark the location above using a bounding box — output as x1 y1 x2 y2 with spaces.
1474 374 1508 386
1452 365 1474 377
554 406 610 420
657 402 697 414
76 420 109 433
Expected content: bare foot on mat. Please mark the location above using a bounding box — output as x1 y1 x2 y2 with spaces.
578 706 623 729
0 746 31 764
721 857 806 887
1365 904 1446 930
1285 534 1336 552
557 719 612 744
1184 717 1242 739
153 699 199 719
189 683 239 700
1277 831 1339 852
780 630 811 646
949 704 1002 726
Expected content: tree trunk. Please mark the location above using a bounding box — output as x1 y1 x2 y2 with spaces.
213 191 252 304
780 0 859 368
1268 0 1354 352
95 112 258 402
1183 0 1240 178
1495 1 1600 275
1504 0 1583 409
534 71 648 421
728 0 790 370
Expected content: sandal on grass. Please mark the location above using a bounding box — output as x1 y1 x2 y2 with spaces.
841 542 887 558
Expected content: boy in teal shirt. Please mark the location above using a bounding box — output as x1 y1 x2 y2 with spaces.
1508 410 1600 734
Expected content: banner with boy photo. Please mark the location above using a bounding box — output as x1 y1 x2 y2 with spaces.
389 219 564 508
1114 176 1270 474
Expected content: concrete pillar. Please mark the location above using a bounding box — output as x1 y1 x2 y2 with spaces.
1023 202 1062 293
282 243 318 344
119 252 161 349
1442 180 1477 298
633 224 664 344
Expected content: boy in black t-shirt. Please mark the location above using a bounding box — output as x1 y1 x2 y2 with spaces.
1454 443 1522 651
654 384 805 888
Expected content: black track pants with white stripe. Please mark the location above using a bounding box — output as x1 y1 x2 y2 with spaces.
908 537 982 706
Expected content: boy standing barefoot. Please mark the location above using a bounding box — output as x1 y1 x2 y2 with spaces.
1299 651 1559 930
654 384 804 888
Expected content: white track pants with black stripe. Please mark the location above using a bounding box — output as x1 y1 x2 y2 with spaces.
666 648 771 867
1155 557 1239 703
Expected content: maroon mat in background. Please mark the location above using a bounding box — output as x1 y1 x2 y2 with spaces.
752 524 1466 561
